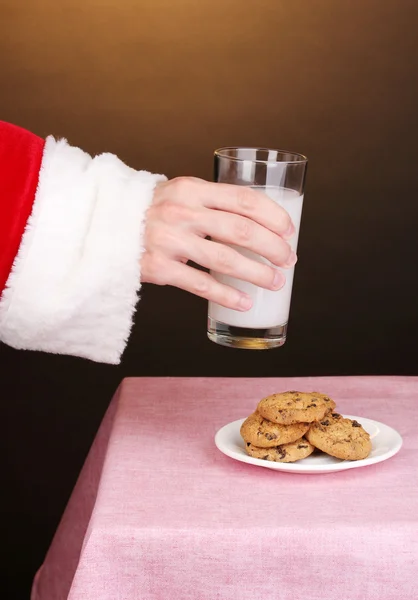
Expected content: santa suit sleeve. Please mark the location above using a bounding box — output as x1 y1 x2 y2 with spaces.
0 121 166 364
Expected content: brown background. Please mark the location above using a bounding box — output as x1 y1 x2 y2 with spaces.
1 0 417 597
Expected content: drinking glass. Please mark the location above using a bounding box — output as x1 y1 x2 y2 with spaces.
207 147 308 349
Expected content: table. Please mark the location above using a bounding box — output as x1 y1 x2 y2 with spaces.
31 376 418 600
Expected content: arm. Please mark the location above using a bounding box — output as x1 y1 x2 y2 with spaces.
0 121 165 364
0 122 296 365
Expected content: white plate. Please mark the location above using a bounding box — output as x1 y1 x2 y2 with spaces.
215 415 403 474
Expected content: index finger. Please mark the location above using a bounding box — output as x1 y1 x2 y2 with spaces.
200 182 295 238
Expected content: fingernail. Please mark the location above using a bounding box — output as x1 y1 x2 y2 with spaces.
283 251 297 269
238 295 253 310
283 222 295 240
272 270 285 289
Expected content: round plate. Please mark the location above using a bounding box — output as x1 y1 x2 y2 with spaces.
215 415 403 474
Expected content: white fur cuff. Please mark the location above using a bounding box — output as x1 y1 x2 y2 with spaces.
0 136 166 364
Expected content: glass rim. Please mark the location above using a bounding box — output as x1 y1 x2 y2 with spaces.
214 146 308 165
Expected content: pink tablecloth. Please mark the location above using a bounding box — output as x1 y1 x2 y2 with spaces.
32 376 418 600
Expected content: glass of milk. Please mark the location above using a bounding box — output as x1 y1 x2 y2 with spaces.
207 147 308 350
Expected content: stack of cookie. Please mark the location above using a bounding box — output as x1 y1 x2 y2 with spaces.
240 391 371 463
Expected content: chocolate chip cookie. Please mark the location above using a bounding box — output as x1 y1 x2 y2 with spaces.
245 437 315 463
240 412 310 448
257 391 336 425
306 414 371 460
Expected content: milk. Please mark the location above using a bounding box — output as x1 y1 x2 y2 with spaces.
208 187 303 329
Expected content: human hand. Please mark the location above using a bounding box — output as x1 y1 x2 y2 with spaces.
141 177 297 311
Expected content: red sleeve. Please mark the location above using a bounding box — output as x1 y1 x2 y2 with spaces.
0 121 45 295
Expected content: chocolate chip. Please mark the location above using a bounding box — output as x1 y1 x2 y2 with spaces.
278 448 287 459
331 413 341 418
324 398 331 402
288 390 298 394
247 442 251 447
262 455 269 460
265 433 277 441
352 420 361 427
320 420 330 426
307 403 317 408
298 444 308 449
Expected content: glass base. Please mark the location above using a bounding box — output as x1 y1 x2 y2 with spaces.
207 317 287 350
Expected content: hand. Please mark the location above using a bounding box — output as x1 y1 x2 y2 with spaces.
141 177 297 311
